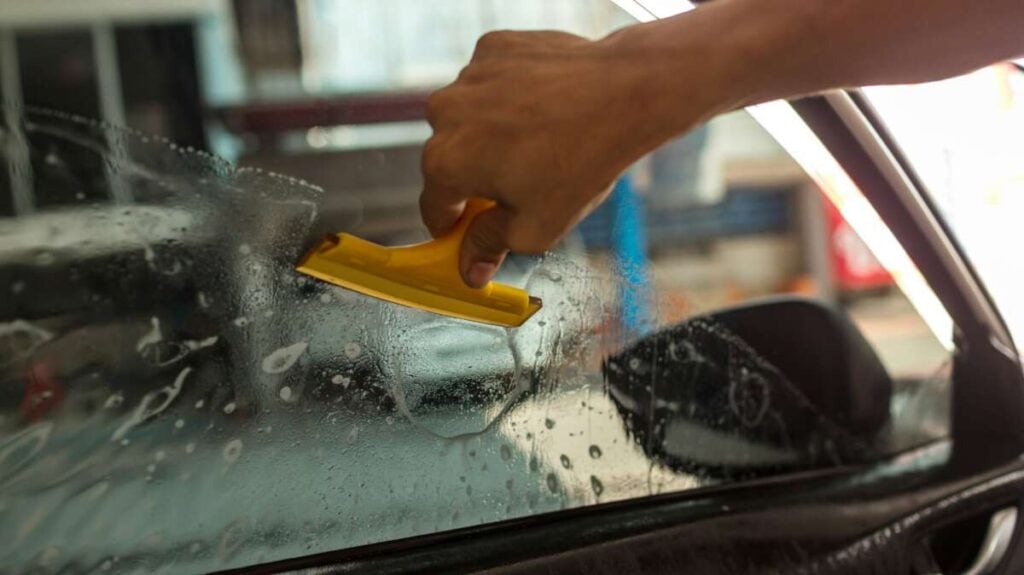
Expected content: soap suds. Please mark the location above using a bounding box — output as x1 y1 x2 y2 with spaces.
112 367 192 441
261 342 308 374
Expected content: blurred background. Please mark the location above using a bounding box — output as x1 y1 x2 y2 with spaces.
0 0 958 376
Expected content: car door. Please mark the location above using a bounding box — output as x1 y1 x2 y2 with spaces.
197 92 1024 575
2 3 1023 575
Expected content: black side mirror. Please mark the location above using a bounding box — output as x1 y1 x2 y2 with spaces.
603 296 892 479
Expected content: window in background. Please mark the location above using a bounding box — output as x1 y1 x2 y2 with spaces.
16 30 100 119
300 0 626 92
115 24 206 149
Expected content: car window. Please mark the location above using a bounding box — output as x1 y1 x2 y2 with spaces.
863 65 1024 346
1 2 952 573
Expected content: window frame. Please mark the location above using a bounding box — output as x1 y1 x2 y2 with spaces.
790 91 1024 473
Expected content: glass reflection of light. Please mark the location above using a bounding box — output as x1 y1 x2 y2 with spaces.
609 0 954 348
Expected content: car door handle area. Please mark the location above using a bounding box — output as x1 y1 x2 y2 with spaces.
922 506 1019 575
961 506 1018 575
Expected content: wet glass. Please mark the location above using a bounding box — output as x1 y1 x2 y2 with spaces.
0 2 953 573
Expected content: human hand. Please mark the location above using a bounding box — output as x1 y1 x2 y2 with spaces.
420 27 722 288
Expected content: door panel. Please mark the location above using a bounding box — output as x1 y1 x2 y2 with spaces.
229 452 1024 574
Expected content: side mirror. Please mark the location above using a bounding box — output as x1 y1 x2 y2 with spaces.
604 297 892 479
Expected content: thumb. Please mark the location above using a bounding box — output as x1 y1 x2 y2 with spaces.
460 205 512 289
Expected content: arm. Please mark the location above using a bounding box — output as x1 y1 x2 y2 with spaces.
420 0 1024 288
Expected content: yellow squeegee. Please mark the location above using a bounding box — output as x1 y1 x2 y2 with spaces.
296 199 542 327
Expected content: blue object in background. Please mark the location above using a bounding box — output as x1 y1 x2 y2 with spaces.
610 174 653 336
577 185 792 250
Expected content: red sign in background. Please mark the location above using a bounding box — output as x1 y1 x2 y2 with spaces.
825 200 894 292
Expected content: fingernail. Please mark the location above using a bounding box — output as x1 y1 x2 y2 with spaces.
467 261 498 288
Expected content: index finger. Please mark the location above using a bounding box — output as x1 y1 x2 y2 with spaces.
420 138 470 237
419 181 467 239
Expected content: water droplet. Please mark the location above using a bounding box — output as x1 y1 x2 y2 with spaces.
237 244 252 255
223 402 236 415
146 464 156 473
183 336 218 352
233 317 249 328
135 317 189 366
111 367 192 441
174 419 185 429
135 319 162 355
261 342 308 374
0 320 54 368
104 393 124 409
590 475 604 497
331 374 351 388
195 399 205 409
279 386 293 401
386 416 395 425
154 450 165 461
559 454 572 469
546 473 559 493
589 445 603 459
120 438 130 446
343 342 362 360
10 281 25 294
544 418 556 429
320 293 332 303
185 443 196 454
500 444 512 461
223 439 243 465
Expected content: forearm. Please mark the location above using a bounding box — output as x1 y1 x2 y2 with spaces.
610 0 1024 132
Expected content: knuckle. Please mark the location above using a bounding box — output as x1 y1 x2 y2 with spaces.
474 30 512 56
421 138 447 177
425 90 450 126
456 63 485 83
